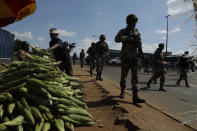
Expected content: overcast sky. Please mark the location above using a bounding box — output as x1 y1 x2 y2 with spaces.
3 0 196 56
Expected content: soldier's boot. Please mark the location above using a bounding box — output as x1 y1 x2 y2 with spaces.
119 90 125 98
153 79 157 84
133 91 145 104
185 84 190 88
147 82 151 88
159 86 167 92
90 71 93 76
185 82 190 88
99 73 103 81
185 79 190 88
176 81 180 86
119 82 126 98
99 77 103 81
96 73 99 80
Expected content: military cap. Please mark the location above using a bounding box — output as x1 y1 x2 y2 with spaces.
158 43 164 47
184 51 189 55
126 14 138 24
49 28 58 34
91 42 95 46
100 34 106 40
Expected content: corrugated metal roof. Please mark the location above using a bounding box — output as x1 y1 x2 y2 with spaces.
0 29 15 60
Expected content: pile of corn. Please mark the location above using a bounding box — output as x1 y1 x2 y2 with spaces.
0 53 93 131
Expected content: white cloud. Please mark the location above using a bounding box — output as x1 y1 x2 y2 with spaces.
73 37 114 56
173 49 185 55
96 12 103 16
49 23 54 26
37 37 45 41
142 43 158 53
156 27 181 34
162 36 166 39
108 42 158 53
12 31 34 39
156 29 167 34
108 43 122 50
57 29 76 37
74 37 97 56
167 0 193 16
170 27 181 33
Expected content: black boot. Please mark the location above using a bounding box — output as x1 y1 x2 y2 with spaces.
98 73 103 81
147 82 151 88
119 91 125 98
99 75 103 81
96 73 99 80
159 86 166 92
133 91 145 104
176 81 180 86
185 83 190 88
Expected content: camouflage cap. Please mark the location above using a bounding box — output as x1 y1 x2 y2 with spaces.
158 43 164 47
91 42 96 46
126 14 138 24
49 28 58 34
100 34 106 40
184 51 189 55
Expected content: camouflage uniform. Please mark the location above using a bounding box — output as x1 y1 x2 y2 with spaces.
87 43 96 76
176 52 190 87
147 44 166 91
115 14 145 104
95 35 109 80
80 50 85 68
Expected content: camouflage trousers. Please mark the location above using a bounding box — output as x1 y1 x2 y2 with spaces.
177 68 188 85
95 54 105 75
148 67 165 87
80 58 84 68
120 59 139 93
89 56 95 76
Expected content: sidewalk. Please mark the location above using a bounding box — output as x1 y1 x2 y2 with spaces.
73 64 195 131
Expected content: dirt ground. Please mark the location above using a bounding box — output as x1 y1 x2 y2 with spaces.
73 65 195 131
0 64 195 131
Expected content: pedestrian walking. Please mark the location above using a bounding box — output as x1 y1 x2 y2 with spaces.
72 52 77 65
188 58 195 72
115 14 145 104
95 34 109 81
176 51 190 88
147 43 167 91
80 49 85 68
144 57 149 73
87 42 96 76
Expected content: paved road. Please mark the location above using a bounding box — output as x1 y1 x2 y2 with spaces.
99 65 197 129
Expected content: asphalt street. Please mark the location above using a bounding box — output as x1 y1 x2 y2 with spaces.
100 65 197 129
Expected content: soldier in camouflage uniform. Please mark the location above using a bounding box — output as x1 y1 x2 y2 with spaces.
95 34 109 81
147 43 167 91
115 14 145 104
176 51 190 87
80 49 85 68
87 42 96 76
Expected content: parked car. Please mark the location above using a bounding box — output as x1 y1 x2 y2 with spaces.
108 57 121 65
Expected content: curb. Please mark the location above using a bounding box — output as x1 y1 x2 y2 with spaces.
83 67 196 130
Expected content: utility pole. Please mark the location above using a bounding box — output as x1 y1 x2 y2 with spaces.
165 15 170 56
193 0 197 26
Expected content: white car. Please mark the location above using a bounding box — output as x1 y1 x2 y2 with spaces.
108 57 121 65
